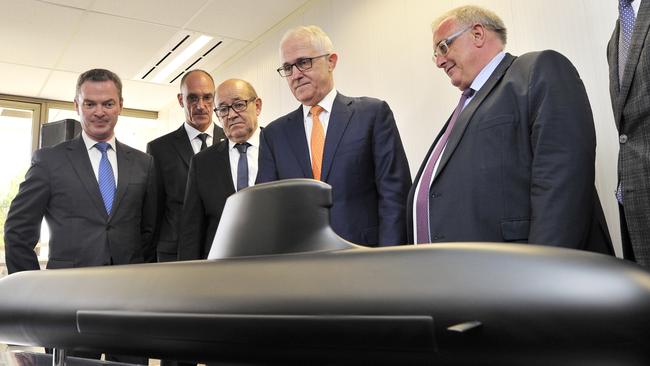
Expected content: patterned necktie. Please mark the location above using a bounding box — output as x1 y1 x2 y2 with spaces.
197 133 209 152
235 143 250 191
415 88 475 244
95 142 116 214
310 105 325 180
618 0 636 84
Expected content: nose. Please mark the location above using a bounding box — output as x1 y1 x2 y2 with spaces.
92 105 106 117
433 52 447 68
289 64 303 80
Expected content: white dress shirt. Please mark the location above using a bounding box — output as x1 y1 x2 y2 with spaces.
185 123 224 154
82 130 118 184
228 127 261 190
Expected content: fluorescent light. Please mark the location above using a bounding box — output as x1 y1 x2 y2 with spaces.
152 34 213 83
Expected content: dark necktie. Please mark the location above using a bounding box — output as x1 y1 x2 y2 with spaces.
415 88 475 244
197 133 209 152
235 143 251 191
618 0 636 85
95 142 116 214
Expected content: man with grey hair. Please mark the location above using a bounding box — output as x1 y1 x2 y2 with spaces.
4 68 156 362
258 25 411 247
407 5 613 253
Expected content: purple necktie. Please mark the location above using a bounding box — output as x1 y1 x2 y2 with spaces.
415 88 474 244
618 0 636 85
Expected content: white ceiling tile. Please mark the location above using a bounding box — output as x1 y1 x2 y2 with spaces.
0 0 84 68
37 70 79 102
0 63 51 98
187 0 308 41
90 0 209 27
57 12 178 78
39 0 94 8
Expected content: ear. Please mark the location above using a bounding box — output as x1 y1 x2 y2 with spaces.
255 98 263 116
177 93 184 107
471 23 487 47
328 52 338 71
74 98 80 116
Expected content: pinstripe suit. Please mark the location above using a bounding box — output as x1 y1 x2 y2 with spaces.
608 0 650 266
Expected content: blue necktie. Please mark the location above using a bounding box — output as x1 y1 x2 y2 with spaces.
235 143 250 191
95 142 116 214
618 0 636 84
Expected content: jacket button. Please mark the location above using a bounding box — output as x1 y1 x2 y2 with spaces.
619 134 628 144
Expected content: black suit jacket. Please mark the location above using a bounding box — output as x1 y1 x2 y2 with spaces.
407 51 613 254
146 124 225 257
4 136 157 273
257 93 411 246
178 139 235 260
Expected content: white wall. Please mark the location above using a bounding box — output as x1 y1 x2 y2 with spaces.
159 0 622 255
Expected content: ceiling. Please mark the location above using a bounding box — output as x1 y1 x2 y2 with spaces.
0 0 308 111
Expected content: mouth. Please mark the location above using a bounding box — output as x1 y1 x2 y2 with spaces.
293 81 310 91
445 64 455 76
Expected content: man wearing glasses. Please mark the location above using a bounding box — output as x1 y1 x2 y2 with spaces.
407 5 613 253
257 25 411 247
146 69 225 263
178 79 262 260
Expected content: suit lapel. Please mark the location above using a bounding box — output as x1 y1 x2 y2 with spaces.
66 137 107 218
111 140 132 220
171 125 194 169
215 140 236 193
284 107 312 178
433 53 516 181
321 94 353 182
617 0 650 125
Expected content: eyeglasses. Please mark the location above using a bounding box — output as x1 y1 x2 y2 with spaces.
276 54 330 77
433 26 472 59
214 98 256 118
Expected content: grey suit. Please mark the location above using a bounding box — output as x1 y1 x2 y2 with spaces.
608 0 650 266
4 136 157 273
408 51 613 254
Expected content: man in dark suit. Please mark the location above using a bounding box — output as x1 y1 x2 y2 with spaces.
178 79 262 260
257 25 411 247
3 68 155 362
407 5 613 254
608 0 650 265
146 69 225 262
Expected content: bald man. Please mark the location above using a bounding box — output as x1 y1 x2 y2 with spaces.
178 79 262 260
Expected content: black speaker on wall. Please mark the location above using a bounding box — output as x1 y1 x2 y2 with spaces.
40 119 81 148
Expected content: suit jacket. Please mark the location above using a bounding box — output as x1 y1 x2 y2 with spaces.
608 1 650 265
257 93 411 246
4 136 157 273
177 139 235 260
146 123 225 257
407 51 613 255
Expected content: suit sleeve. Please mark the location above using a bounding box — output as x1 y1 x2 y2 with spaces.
178 157 206 260
140 155 158 263
371 101 412 246
527 51 596 248
3 150 50 273
256 128 279 183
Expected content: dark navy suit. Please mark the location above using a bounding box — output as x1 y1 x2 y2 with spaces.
257 92 411 246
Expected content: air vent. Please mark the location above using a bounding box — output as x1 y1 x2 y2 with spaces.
136 32 223 85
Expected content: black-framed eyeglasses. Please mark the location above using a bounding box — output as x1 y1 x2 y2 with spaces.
214 98 256 118
276 54 330 77
433 26 472 59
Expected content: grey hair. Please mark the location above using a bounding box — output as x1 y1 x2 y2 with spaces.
279 25 334 55
432 5 507 45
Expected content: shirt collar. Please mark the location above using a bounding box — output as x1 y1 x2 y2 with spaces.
470 51 506 93
82 130 116 151
184 122 213 140
228 126 261 150
302 87 337 117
